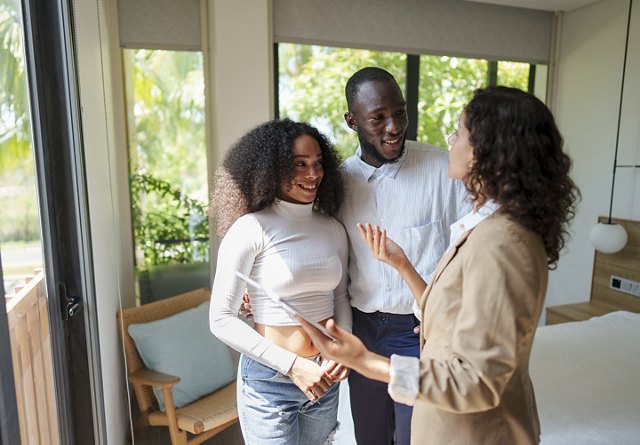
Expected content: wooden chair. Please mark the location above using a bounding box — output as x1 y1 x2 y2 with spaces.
117 288 238 445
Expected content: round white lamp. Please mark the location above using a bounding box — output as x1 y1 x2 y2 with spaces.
589 222 628 254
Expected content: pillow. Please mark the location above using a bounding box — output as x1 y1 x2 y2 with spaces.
128 301 235 411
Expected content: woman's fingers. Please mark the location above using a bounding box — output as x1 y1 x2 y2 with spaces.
357 223 389 257
325 361 350 381
380 228 387 256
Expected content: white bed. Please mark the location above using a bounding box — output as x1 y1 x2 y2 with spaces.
531 310 640 445
334 310 640 445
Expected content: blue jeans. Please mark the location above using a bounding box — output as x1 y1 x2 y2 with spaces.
239 354 340 445
349 308 420 445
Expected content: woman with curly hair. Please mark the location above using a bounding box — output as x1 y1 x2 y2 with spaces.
299 86 580 444
209 118 350 444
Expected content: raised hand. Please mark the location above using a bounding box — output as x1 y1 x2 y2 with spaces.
357 223 409 271
357 223 428 303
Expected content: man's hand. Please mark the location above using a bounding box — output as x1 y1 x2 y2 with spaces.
238 291 253 318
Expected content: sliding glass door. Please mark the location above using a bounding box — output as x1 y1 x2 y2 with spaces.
1 0 104 442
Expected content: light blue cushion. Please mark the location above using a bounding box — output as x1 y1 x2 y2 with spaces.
128 301 235 411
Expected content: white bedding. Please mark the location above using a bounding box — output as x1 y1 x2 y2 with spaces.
335 311 640 444
531 311 640 445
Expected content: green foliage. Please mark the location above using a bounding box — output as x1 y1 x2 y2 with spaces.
277 44 531 156
126 49 206 197
417 56 488 148
125 49 210 271
130 172 209 268
278 45 406 159
0 0 39 243
498 61 530 91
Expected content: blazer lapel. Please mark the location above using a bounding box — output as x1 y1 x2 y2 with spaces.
419 230 472 347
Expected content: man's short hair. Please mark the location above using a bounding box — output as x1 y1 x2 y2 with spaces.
345 67 398 112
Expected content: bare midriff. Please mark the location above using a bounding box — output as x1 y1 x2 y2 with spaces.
254 317 330 359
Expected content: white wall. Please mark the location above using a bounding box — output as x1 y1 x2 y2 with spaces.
547 0 640 310
202 0 274 266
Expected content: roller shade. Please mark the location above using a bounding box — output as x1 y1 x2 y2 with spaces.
273 0 553 64
118 0 202 50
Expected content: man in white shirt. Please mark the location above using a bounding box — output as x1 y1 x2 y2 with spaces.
339 67 470 445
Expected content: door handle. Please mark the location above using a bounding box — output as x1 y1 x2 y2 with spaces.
58 282 82 320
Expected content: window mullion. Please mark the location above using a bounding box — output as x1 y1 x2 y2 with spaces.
406 54 420 141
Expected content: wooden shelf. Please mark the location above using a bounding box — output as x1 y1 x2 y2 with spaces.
545 300 631 325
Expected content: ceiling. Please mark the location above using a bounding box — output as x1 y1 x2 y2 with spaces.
464 0 602 12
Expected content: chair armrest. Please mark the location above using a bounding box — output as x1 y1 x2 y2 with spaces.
129 368 180 388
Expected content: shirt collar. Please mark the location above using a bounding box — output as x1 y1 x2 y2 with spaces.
272 198 314 220
448 200 500 247
354 144 408 180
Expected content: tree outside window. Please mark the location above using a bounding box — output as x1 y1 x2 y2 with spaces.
123 49 209 303
277 44 537 157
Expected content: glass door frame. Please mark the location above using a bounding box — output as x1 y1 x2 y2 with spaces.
17 0 106 442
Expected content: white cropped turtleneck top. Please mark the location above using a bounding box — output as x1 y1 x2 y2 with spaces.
210 199 351 374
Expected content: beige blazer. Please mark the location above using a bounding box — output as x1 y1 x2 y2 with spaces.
411 212 548 445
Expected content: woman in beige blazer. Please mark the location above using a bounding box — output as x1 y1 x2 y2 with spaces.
300 86 580 444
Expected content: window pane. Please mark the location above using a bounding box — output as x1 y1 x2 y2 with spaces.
0 0 43 296
123 49 209 304
417 56 488 149
278 44 406 159
497 61 530 90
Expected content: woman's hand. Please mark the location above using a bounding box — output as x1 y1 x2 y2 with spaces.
287 356 334 401
357 223 409 271
321 359 350 382
298 318 391 383
358 223 428 303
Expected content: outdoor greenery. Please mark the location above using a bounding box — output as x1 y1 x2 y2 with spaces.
278 44 531 156
416 56 488 147
0 3 535 298
0 0 40 243
130 172 208 268
278 45 406 158
125 49 209 269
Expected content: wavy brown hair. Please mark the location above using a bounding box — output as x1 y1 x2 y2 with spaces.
463 86 580 267
210 119 345 237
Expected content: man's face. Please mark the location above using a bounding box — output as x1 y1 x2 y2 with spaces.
345 79 408 167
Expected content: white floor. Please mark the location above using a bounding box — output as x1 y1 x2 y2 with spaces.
335 380 357 444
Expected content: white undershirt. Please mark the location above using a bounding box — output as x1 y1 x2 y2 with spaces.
210 199 351 374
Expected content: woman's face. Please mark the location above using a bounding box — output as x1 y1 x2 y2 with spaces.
279 134 324 204
447 112 475 180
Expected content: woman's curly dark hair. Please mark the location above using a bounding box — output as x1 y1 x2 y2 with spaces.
463 86 580 267
211 118 345 236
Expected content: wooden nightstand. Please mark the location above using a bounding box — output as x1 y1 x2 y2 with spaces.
547 217 640 326
545 300 626 325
